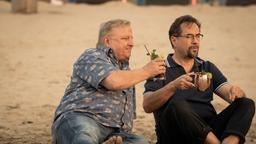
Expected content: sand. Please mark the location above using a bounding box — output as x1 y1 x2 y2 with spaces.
0 1 255 143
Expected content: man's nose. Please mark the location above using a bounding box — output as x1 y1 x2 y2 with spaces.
192 36 200 43
128 38 134 46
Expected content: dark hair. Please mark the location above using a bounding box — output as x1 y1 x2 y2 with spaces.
168 15 201 37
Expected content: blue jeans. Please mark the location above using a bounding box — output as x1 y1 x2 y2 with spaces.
52 112 148 144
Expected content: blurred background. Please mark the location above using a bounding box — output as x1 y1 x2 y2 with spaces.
0 0 256 143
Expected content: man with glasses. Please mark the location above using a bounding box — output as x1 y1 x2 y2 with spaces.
52 19 166 144
143 15 255 144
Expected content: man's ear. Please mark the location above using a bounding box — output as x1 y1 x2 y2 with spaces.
170 36 176 44
103 36 110 47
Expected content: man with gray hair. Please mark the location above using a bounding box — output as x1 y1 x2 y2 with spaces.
52 19 166 144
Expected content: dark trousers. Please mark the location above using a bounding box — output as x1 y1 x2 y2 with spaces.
159 98 255 144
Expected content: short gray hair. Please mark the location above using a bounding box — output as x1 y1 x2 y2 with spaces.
97 19 131 47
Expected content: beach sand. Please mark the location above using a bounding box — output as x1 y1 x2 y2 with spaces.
0 1 255 143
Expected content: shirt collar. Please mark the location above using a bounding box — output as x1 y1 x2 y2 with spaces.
96 44 129 69
166 53 204 71
96 44 112 55
166 54 178 68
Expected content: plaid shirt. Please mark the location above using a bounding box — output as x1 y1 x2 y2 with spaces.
54 45 136 132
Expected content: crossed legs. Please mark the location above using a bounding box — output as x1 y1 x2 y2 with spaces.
159 98 255 144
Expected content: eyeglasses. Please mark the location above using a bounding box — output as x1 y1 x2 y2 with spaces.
174 33 204 41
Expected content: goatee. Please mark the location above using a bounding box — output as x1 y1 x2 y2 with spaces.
187 46 198 58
